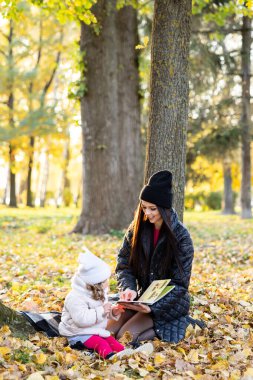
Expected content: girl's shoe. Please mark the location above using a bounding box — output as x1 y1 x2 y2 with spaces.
133 342 154 356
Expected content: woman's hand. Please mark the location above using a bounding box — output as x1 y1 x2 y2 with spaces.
118 302 151 313
119 289 137 301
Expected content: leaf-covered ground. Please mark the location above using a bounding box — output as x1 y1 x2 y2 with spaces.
0 207 252 380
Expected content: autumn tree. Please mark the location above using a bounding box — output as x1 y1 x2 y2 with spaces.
73 1 143 234
144 0 192 221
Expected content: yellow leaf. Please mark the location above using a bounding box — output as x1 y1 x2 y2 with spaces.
154 353 166 366
18 364 27 371
211 360 229 370
35 352 47 365
187 349 199 363
177 347 186 356
45 376 60 380
143 36 149 47
0 326 11 335
65 353 78 365
55 351 64 364
135 44 144 50
243 368 253 376
225 315 232 323
145 363 155 371
0 347 11 356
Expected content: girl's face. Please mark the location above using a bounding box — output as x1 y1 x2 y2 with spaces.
141 200 163 229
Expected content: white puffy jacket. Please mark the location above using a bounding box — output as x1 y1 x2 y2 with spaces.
59 274 118 338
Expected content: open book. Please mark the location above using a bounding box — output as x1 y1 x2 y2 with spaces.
118 279 175 306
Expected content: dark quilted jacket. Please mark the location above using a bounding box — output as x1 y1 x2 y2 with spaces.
116 208 205 343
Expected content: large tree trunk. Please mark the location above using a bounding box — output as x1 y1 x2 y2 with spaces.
240 16 252 219
0 301 35 339
144 0 192 221
73 2 142 234
27 136 35 207
222 160 235 215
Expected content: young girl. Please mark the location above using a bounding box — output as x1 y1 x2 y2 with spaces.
59 249 153 359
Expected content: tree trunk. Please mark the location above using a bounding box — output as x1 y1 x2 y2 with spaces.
222 160 235 215
144 0 192 221
3 165 9 205
40 150 49 207
57 138 71 207
27 136 35 207
240 16 252 219
9 143 17 207
0 301 35 339
73 2 142 234
7 20 17 208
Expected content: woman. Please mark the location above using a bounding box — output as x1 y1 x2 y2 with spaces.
108 170 205 344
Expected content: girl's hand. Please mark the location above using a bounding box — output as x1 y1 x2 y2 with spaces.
119 289 137 302
118 302 151 313
111 304 125 317
103 302 112 316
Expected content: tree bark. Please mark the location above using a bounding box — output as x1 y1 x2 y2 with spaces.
222 160 235 215
9 143 17 207
57 137 71 207
73 2 142 234
40 150 49 207
27 136 35 207
7 20 17 208
0 301 35 339
144 0 192 221
240 16 252 219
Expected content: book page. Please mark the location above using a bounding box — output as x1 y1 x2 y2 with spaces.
138 279 171 304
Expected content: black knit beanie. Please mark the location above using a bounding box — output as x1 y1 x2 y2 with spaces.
139 170 173 209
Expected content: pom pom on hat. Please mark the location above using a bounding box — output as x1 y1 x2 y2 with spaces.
139 170 173 209
76 247 111 285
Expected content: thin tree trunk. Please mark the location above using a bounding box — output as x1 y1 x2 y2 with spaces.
9 143 17 207
57 138 71 207
27 136 35 207
3 165 9 205
40 150 49 207
144 0 192 221
73 2 142 234
7 20 17 208
222 160 235 215
240 16 252 219
0 301 35 339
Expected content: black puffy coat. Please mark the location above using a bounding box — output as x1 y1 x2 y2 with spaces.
116 209 205 343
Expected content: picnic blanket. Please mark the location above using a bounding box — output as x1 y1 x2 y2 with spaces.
20 311 61 337
20 294 120 338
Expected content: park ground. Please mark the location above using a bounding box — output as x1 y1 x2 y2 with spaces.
0 207 252 380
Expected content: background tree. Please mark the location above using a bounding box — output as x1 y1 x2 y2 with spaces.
144 0 192 221
72 1 143 234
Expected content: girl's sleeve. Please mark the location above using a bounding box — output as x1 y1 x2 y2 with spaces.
66 297 105 327
116 227 137 292
150 224 194 321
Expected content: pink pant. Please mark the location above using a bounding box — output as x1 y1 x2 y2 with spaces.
83 335 124 359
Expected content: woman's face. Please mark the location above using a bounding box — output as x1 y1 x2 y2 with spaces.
141 200 163 229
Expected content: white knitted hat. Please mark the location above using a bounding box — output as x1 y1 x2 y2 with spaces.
76 247 111 285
